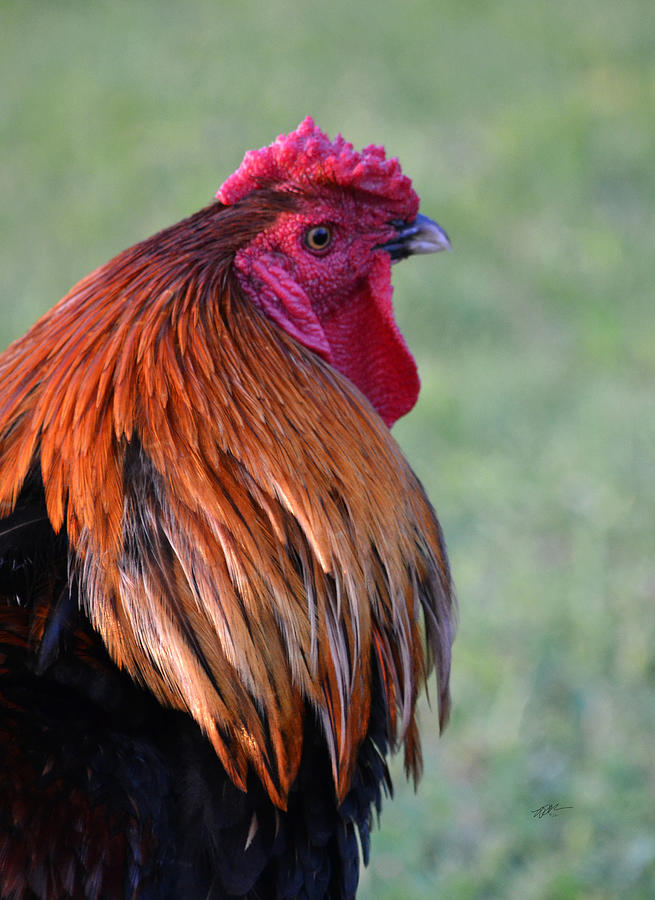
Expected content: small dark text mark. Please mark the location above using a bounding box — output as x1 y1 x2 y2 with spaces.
531 802 573 819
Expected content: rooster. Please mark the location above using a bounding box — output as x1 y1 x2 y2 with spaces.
0 118 454 899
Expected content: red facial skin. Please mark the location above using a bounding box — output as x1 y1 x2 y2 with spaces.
232 193 420 427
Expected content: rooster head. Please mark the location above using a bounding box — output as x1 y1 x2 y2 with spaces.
217 117 450 426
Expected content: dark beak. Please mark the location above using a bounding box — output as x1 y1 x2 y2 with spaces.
380 213 452 262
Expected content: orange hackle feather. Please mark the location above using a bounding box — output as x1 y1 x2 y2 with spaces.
0 191 452 808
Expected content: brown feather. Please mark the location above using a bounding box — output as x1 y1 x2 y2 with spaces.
0 192 453 807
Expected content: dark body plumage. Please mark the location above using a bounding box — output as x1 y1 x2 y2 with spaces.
0 468 395 899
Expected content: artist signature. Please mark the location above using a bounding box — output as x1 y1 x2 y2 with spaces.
531 802 573 819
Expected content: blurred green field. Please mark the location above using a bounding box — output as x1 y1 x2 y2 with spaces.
2 1 654 896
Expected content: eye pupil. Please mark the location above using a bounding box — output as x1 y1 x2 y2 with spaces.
305 225 332 252
311 228 329 246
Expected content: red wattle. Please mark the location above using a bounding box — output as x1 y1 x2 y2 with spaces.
319 254 420 427
235 248 420 428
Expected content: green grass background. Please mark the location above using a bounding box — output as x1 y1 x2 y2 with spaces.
2 1 653 896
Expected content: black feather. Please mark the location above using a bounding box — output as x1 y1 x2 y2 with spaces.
1 473 394 899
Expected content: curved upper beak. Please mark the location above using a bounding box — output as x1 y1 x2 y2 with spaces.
380 213 452 262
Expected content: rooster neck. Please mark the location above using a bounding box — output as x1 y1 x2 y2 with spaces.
0 201 453 808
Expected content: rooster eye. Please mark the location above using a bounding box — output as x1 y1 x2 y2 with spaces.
304 225 333 253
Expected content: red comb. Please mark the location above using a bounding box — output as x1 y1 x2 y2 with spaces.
217 117 418 218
